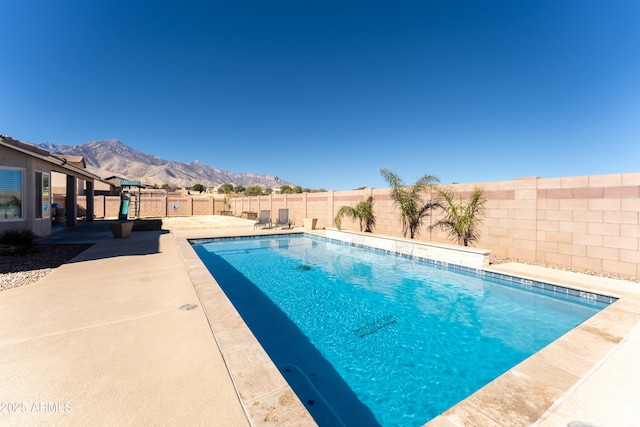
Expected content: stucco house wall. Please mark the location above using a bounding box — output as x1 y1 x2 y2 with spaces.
0 144 54 236
1 136 100 238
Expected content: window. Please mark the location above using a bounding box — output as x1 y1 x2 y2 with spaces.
36 171 51 219
0 168 23 220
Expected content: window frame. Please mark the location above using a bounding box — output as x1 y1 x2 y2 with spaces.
0 167 24 221
35 170 51 219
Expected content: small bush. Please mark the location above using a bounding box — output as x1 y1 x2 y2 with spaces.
0 228 37 253
132 219 163 231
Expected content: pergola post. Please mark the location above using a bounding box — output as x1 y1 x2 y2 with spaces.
86 180 95 222
65 175 77 226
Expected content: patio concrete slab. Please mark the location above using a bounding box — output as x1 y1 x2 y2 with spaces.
536 325 640 427
0 229 250 426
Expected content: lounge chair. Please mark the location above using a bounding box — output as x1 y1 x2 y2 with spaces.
254 210 271 229
275 208 290 228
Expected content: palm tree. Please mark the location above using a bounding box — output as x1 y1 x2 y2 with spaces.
379 168 440 239
334 196 376 232
431 186 487 247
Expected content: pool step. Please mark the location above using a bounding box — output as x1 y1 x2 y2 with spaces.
353 315 395 338
279 363 345 427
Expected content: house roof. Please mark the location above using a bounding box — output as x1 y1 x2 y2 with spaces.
0 134 101 181
104 177 153 189
0 134 50 156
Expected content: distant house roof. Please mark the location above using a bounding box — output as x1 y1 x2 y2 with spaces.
103 176 124 186
54 155 86 169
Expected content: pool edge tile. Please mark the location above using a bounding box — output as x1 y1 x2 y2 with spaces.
178 232 318 427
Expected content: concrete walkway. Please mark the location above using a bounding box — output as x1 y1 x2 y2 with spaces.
0 222 252 426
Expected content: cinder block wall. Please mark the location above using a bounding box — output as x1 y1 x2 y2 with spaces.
67 172 639 277
229 173 640 277
192 197 214 215
283 195 304 225
307 192 334 229
420 174 639 277
534 174 639 276
141 195 170 217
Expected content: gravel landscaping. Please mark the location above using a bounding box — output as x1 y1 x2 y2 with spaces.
0 244 93 291
489 255 640 283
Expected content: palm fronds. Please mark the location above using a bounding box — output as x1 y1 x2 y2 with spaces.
380 168 440 239
431 186 486 246
334 196 376 232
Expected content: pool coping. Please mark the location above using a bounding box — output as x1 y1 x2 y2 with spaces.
175 227 317 426
427 262 640 427
173 227 640 427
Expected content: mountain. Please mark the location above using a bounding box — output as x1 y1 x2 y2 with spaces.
38 139 292 188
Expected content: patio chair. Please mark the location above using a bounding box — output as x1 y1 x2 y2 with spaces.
254 210 271 229
275 208 290 228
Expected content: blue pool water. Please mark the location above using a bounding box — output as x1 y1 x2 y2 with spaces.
192 235 607 426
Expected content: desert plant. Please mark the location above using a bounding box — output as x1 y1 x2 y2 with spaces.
431 186 487 247
0 228 37 253
334 196 376 232
380 168 440 239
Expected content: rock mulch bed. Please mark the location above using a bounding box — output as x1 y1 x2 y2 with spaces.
0 244 93 291
489 255 640 283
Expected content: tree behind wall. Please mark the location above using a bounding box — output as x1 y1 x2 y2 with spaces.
191 183 205 193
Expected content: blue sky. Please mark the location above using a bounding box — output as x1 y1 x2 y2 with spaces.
2 1 639 190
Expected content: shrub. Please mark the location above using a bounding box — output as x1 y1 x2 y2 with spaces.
0 228 37 253
380 168 440 239
132 219 163 231
334 196 376 232
431 186 487 247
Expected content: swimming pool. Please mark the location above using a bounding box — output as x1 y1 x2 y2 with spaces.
192 234 609 426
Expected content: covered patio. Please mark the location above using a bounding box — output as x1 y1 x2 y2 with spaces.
0 135 101 237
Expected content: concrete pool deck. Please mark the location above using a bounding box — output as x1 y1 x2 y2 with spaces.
1 216 638 426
